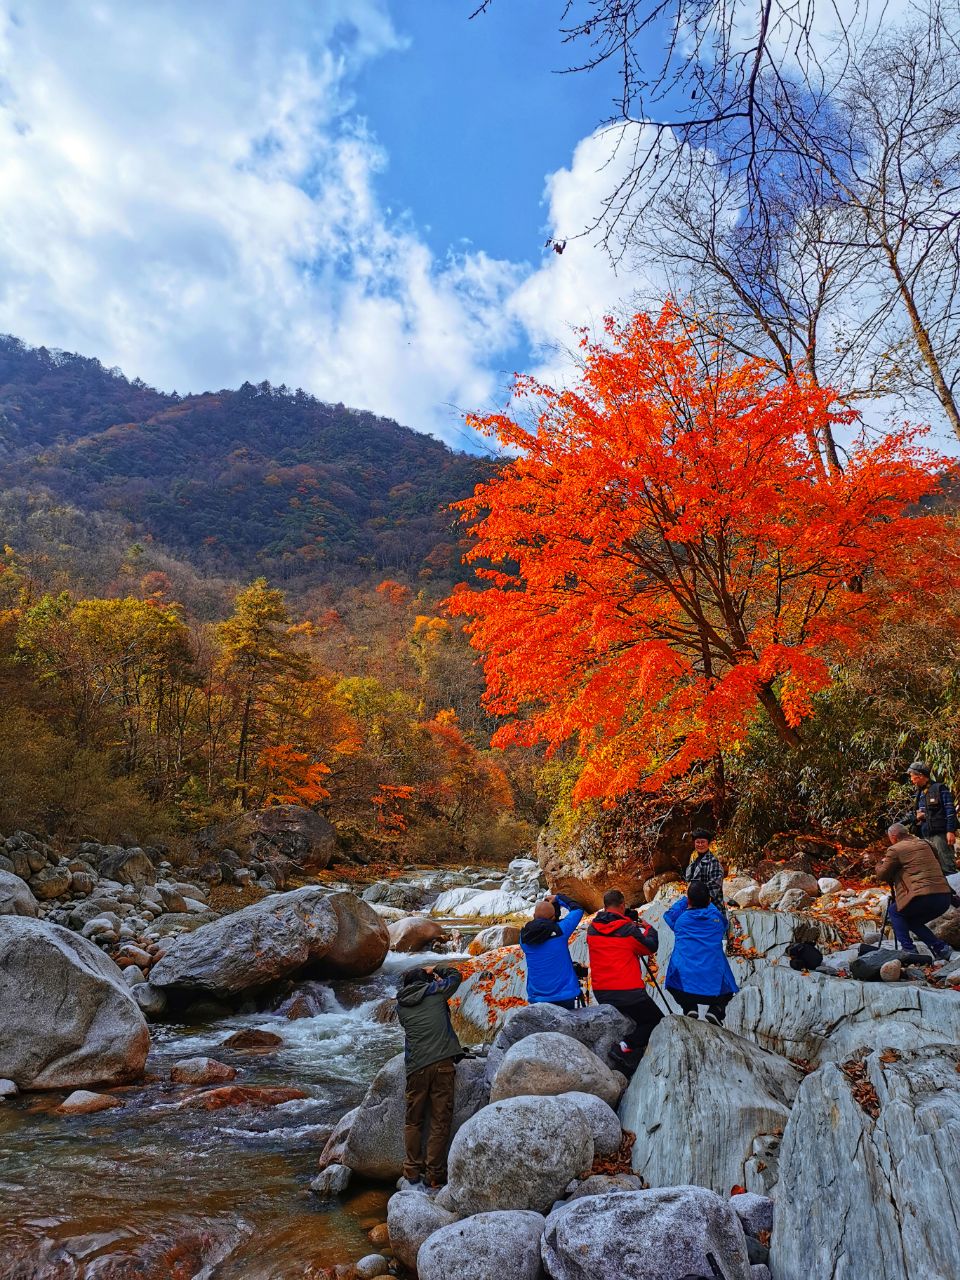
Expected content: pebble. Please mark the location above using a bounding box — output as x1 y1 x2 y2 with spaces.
354 1257 390 1279
880 959 902 982
367 1222 390 1247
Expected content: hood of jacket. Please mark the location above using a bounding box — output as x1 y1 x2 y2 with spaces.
520 918 563 947
590 910 633 934
396 977 432 1007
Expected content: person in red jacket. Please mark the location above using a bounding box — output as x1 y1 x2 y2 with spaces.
587 889 662 1074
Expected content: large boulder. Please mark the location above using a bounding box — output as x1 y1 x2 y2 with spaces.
757 870 820 908
148 886 338 998
388 916 448 953
96 848 156 888
313 891 389 978
386 1189 457 1272
490 1032 623 1108
430 886 535 919
536 823 651 911
620 1017 801 1196
561 1090 623 1156
29 865 73 899
0 869 39 917
417 1211 546 1280
771 1043 960 1280
450 937 593 1045
486 1002 632 1081
728 964 960 1065
328 1054 489 1181
199 804 337 870
0 917 150 1089
468 924 522 955
440 1094 593 1216
542 1186 753 1280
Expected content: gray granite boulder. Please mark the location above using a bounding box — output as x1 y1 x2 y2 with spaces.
728 963 960 1064
556 1090 622 1156
417 1210 546 1280
771 1043 960 1280
0 869 39 917
490 1032 623 1108
440 1094 593 1216
148 886 338 997
542 1185 752 1280
484 1001 632 1082
0 917 149 1089
312 890 389 978
620 1017 800 1196
387 1189 457 1271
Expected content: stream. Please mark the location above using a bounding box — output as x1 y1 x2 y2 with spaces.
0 953 430 1279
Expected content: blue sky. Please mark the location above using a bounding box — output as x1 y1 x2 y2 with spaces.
0 0 943 453
0 0 644 447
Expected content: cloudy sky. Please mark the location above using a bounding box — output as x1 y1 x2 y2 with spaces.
0 0 654 446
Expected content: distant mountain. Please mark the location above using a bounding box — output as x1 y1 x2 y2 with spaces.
0 335 493 585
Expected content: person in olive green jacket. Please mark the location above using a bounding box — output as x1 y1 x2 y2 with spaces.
395 963 464 1190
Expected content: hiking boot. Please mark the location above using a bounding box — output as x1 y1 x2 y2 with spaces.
685 1009 699 1019
705 1011 723 1027
397 1176 426 1192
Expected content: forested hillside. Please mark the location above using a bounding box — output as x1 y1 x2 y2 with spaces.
0 336 492 585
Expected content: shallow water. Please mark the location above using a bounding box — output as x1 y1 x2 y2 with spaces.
0 956 432 1279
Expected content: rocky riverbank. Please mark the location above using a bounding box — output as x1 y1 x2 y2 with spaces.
3 828 960 1278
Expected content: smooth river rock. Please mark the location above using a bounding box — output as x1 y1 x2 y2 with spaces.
560 1090 623 1156
490 1031 623 1108
620 1017 801 1196
542 1186 753 1280
0 918 149 1089
440 1094 593 1217
57 1089 123 1115
468 924 522 954
417 1210 546 1280
0 869 39 917
485 1002 632 1082
387 915 448 953
387 1189 457 1272
148 886 339 997
312 891 389 978
728 963 960 1064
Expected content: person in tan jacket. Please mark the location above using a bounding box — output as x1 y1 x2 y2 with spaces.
873 823 954 959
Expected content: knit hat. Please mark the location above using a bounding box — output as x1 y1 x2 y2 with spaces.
908 761 932 778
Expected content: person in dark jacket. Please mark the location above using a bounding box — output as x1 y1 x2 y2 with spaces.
395 963 463 1190
663 881 739 1023
685 829 726 913
907 760 958 876
587 889 661 1072
872 823 954 960
520 892 585 1008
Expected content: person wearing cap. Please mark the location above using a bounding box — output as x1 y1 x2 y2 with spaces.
685 829 726 913
907 761 958 877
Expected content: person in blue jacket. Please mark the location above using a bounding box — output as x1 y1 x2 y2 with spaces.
663 880 738 1025
519 892 585 1008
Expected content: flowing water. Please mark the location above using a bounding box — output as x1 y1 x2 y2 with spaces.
0 953 440 1279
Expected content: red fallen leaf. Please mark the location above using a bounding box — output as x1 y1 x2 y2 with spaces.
730 1184 747 1196
181 1085 308 1111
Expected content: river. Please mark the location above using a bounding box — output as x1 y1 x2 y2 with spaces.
0 952 431 1279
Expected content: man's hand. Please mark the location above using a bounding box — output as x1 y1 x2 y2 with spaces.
948 833 956 846
423 965 435 977
917 809 925 821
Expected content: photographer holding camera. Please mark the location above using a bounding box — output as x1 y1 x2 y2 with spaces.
587 889 661 1075
395 961 464 1192
519 891 585 1009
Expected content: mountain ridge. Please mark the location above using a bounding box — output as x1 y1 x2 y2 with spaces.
0 334 493 586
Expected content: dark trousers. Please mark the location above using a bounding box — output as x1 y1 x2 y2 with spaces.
925 833 958 877
667 987 734 1022
403 1058 457 1185
888 892 953 955
594 988 664 1055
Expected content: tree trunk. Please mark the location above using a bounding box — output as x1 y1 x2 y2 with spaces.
757 684 802 749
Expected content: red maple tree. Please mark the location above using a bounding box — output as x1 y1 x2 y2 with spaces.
449 304 960 804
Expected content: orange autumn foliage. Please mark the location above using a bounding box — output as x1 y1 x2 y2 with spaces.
259 744 332 806
449 304 960 804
